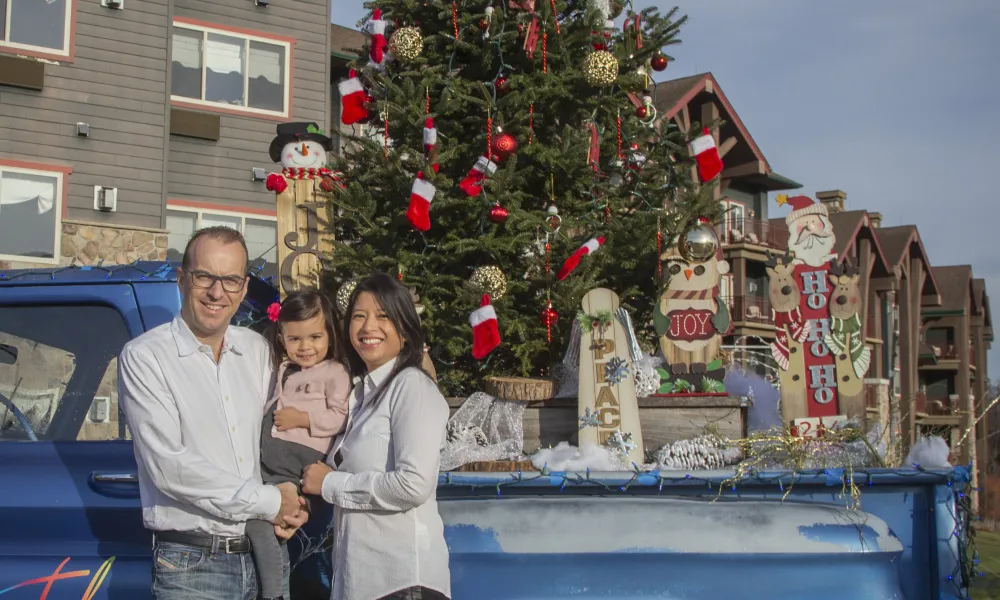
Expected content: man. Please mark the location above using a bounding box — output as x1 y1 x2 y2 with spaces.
119 226 308 600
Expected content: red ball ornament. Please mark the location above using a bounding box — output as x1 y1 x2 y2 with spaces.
541 305 558 326
650 54 668 72
479 18 490 31
496 76 508 93
489 203 508 224
492 132 518 159
636 105 648 119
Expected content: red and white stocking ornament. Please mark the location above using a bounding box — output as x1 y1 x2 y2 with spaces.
469 294 501 359
458 155 497 196
556 236 605 280
367 9 388 67
689 127 723 182
406 172 436 232
339 70 369 125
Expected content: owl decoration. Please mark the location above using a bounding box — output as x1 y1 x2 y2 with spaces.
653 221 732 392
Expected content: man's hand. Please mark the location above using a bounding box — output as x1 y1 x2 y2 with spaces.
274 498 310 540
274 407 309 431
301 461 333 495
271 482 305 526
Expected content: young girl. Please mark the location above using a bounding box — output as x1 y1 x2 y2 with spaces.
301 273 452 600
247 289 351 600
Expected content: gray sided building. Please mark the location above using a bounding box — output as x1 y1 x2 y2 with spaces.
0 0 333 279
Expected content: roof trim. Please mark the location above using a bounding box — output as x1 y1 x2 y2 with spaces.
878 225 941 299
834 212 890 276
661 73 771 174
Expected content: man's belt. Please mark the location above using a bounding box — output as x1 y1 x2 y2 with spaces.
154 530 252 554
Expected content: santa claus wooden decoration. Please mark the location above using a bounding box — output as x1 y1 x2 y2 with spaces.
653 219 732 394
265 122 339 298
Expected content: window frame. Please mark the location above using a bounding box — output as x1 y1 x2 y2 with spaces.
166 200 278 263
0 160 69 265
0 0 76 60
170 18 294 121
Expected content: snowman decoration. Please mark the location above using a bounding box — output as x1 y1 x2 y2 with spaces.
265 121 338 194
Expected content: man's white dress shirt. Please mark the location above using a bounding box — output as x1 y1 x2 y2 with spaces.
118 315 281 536
322 358 451 600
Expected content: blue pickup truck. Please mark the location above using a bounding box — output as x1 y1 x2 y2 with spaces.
0 262 978 599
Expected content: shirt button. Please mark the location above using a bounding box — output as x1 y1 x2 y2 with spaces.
232 426 237 432
239 457 244 463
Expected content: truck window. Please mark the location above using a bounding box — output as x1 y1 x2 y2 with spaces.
0 305 130 442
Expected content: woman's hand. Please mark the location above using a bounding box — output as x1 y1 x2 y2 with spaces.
301 461 333 495
274 407 309 431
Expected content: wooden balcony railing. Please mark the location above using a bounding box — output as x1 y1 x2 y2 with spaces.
925 396 956 416
914 392 927 415
729 296 772 325
864 385 879 410
717 219 789 250
866 310 878 339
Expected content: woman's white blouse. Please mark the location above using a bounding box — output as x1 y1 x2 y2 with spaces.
321 358 451 600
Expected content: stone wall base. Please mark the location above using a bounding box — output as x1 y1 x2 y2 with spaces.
0 220 169 270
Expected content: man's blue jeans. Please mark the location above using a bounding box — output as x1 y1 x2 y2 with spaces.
151 540 290 599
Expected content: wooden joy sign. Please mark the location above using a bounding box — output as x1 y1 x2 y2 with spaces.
275 179 334 298
577 288 644 465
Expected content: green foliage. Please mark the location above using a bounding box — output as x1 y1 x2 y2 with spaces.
327 0 722 395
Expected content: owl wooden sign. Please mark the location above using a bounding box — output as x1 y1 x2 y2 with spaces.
653 221 732 394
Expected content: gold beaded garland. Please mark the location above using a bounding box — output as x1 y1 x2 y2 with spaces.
583 50 619 87
470 266 508 300
336 278 361 314
389 26 423 62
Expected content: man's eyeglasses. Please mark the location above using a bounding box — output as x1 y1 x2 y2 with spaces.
184 270 247 293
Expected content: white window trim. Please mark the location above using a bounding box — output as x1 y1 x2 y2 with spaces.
0 0 73 58
171 22 292 119
0 164 64 265
166 204 277 262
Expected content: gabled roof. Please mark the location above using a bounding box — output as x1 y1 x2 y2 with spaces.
932 265 974 314
973 278 993 336
331 23 366 60
874 225 940 299
652 73 800 191
829 211 890 278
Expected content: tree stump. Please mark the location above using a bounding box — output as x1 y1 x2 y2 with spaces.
484 376 554 402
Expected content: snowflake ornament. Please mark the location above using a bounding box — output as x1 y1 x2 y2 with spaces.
578 407 601 430
605 430 637 457
604 357 630 385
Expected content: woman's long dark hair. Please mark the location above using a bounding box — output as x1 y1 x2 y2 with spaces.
343 273 430 407
268 289 343 371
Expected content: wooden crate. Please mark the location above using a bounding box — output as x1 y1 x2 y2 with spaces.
446 395 749 454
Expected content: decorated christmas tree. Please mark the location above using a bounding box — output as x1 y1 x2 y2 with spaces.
327 0 723 395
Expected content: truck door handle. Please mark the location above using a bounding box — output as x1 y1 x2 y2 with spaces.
92 472 138 483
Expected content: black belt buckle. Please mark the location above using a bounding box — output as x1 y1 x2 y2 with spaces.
222 536 251 554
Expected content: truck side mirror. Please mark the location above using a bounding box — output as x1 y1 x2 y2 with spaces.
0 344 17 365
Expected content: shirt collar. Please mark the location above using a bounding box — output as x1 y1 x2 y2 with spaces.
363 357 398 392
170 314 243 357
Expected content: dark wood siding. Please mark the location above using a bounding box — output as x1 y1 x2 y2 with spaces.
168 0 331 213
0 0 170 229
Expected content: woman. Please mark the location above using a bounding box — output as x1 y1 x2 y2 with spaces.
302 273 451 600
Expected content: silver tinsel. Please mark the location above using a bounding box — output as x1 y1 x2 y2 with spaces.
655 434 743 471
439 392 526 470
739 420 887 471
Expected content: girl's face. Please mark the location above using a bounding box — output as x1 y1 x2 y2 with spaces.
280 314 329 369
349 291 404 372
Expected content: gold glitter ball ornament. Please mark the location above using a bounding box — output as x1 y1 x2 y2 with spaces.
336 278 361 314
678 220 719 263
583 50 619 87
470 266 507 300
389 26 423 62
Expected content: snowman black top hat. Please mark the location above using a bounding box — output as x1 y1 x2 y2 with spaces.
268 121 334 163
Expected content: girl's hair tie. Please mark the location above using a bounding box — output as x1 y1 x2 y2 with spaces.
267 302 281 322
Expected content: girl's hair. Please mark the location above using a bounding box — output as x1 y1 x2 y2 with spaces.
343 272 430 407
268 289 343 370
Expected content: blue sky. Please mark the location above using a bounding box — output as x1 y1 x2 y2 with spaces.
333 1 1000 378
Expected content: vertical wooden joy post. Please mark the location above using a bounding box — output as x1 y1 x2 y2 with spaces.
265 122 338 299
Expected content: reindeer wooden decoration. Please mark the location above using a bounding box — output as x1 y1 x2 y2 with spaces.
824 258 871 398
766 249 811 421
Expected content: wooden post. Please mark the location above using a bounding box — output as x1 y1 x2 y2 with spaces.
275 178 335 299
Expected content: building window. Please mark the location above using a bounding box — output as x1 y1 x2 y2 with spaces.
0 163 64 264
166 204 277 280
171 19 292 118
0 0 72 58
